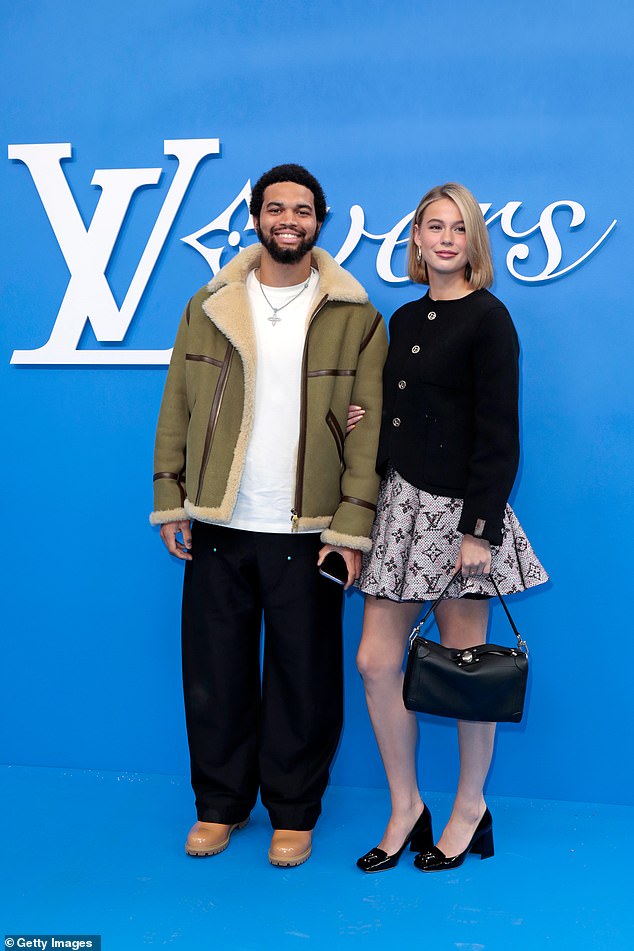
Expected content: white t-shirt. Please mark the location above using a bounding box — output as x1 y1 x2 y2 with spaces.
228 267 321 533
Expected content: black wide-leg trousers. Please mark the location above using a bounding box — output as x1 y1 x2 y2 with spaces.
181 522 344 831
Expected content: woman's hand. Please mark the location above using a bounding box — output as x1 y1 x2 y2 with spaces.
346 404 365 434
454 533 491 577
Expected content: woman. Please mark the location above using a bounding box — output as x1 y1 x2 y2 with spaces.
353 182 547 873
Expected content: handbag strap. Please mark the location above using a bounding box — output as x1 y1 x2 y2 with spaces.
487 573 527 653
409 569 528 655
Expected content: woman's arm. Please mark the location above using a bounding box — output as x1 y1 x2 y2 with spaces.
457 304 520 548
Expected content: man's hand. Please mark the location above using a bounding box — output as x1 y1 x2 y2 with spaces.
160 519 193 561
317 544 362 590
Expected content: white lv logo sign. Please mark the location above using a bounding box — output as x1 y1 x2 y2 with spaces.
8 138 220 364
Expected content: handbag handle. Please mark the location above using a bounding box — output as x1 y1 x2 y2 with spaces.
409 569 528 655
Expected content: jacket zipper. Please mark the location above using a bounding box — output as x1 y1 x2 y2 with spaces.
195 343 235 505
291 294 329 529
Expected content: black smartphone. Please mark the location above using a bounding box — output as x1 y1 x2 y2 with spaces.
319 550 349 585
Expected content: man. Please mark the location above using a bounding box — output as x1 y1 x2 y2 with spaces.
151 164 386 866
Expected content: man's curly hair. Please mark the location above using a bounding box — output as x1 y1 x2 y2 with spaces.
250 164 327 223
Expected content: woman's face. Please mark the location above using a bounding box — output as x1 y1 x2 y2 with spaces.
414 198 469 280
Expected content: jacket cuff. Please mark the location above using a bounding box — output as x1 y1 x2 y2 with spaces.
457 507 503 547
149 507 188 526
320 528 373 553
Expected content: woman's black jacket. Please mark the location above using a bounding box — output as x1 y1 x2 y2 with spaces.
376 289 520 546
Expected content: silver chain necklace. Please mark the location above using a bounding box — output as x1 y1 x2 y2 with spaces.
257 269 313 326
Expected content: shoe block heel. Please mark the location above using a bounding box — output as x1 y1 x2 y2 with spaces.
471 827 494 860
409 823 433 853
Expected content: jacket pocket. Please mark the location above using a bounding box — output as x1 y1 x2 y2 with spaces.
194 343 235 505
186 352 225 368
326 409 345 468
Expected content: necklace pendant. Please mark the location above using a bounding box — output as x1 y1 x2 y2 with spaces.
268 314 282 326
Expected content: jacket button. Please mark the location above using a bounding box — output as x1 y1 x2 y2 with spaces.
392 417 401 427
411 345 420 354
398 380 407 389
427 311 436 320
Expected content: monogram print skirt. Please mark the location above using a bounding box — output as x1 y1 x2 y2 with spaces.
357 467 549 602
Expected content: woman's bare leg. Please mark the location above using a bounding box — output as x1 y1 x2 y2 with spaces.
356 595 426 854
432 597 495 858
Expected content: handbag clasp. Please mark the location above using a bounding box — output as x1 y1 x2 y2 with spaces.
457 648 480 667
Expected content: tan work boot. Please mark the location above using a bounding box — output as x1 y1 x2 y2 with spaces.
185 818 249 856
268 829 312 867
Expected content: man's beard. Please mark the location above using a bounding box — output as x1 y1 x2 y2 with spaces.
255 225 319 264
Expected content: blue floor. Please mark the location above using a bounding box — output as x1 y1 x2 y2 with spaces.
1 765 632 950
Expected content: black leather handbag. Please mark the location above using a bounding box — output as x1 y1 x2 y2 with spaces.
402 572 529 723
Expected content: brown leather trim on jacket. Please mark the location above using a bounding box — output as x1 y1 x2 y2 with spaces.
195 343 235 505
307 369 356 377
294 295 329 520
186 353 224 367
341 495 377 512
359 312 383 353
326 409 345 464
153 471 185 503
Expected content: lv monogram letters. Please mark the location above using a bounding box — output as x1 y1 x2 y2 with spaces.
8 139 220 365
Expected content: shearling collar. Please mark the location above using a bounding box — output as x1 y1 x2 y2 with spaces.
206 243 368 304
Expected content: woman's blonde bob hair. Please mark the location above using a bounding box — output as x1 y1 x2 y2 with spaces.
407 182 493 290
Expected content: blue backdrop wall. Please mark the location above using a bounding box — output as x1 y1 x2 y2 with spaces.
2 0 632 806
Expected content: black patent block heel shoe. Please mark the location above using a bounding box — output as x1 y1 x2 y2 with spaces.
470 824 494 860
357 803 433 873
414 807 493 872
